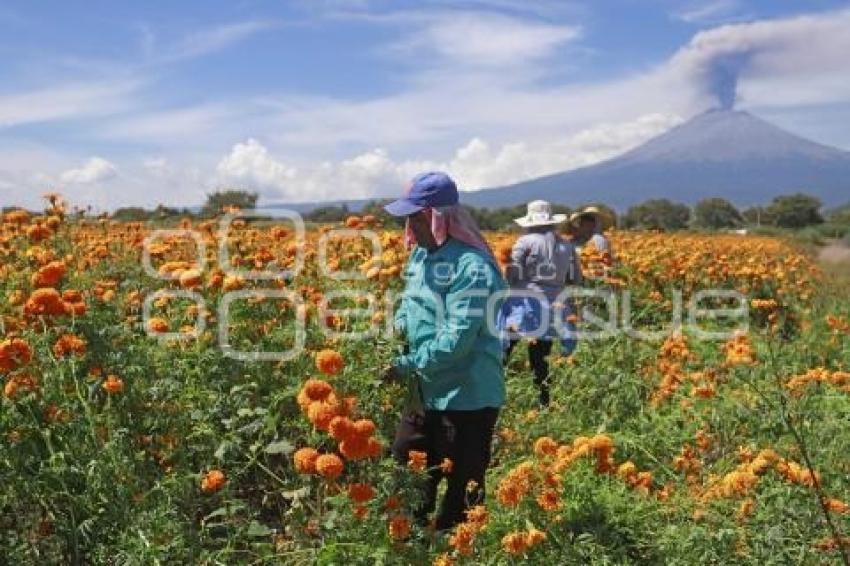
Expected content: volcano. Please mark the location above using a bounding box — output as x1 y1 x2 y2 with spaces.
463 109 850 209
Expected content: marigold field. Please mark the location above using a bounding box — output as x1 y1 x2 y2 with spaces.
1 197 849 565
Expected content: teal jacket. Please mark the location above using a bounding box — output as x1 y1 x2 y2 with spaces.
393 238 506 411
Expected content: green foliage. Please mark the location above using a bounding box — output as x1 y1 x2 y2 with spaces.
693 198 743 229
305 204 351 223
766 193 823 229
622 199 691 230
201 190 259 217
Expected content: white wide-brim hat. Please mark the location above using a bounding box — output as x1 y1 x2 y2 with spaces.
514 200 568 228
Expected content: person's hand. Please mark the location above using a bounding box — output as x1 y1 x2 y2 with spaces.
381 365 403 385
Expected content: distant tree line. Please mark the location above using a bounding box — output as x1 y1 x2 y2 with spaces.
106 189 848 236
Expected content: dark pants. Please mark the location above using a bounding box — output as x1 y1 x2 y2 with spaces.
391 408 499 530
505 339 554 405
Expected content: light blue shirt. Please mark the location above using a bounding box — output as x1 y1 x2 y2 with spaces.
393 238 506 411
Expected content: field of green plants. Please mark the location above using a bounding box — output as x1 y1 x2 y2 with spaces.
1 202 849 564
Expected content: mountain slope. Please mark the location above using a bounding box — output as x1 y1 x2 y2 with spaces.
462 110 850 209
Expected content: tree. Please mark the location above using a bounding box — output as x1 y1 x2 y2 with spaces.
306 204 350 223
622 199 691 230
112 207 151 221
693 198 742 229
201 190 258 217
826 203 850 226
766 193 823 229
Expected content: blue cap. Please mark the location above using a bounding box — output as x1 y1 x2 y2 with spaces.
384 171 459 216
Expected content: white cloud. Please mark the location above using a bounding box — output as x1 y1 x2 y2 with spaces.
60 156 118 185
160 20 279 62
0 79 142 128
98 104 240 143
673 0 748 25
210 113 681 203
391 11 581 67
215 138 297 194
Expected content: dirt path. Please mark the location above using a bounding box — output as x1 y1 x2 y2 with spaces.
819 239 850 263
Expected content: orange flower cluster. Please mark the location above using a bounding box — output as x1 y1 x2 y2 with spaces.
701 448 821 500
447 505 489 556
0 337 32 372
650 335 694 406
347 482 376 506
293 378 381 485
723 332 756 366
297 378 353 430
388 514 411 541
407 450 428 473
102 375 124 394
23 288 85 317
672 444 702 484
292 448 346 479
4 372 39 399
200 469 226 493
750 298 778 311
53 334 87 358
31 260 66 288
315 453 345 479
501 526 546 556
786 367 850 395
327 415 382 460
826 314 850 334
497 433 650 514
315 348 345 376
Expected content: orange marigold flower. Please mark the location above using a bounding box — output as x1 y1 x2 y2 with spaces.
824 498 850 514
61 289 87 316
315 349 345 376
307 399 345 431
179 269 203 289
407 450 428 473
0 337 33 372
53 334 87 358
3 373 39 399
448 522 477 556
339 437 370 460
328 416 355 441
31 261 66 288
102 375 124 394
347 482 376 504
147 317 170 333
433 552 454 566
293 448 320 474
524 527 547 547
388 514 411 541
315 453 344 480
536 489 561 511
297 378 334 410
501 532 528 555
365 437 384 459
201 469 226 493
24 288 68 317
384 495 401 511
464 505 489 528
533 436 559 458
353 418 376 438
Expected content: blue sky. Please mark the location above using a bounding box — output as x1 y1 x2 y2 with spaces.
1 0 849 209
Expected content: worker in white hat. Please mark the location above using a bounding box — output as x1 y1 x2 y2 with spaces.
569 206 613 256
498 200 582 407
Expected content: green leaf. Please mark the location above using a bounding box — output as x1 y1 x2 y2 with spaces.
246 521 273 538
264 439 294 455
